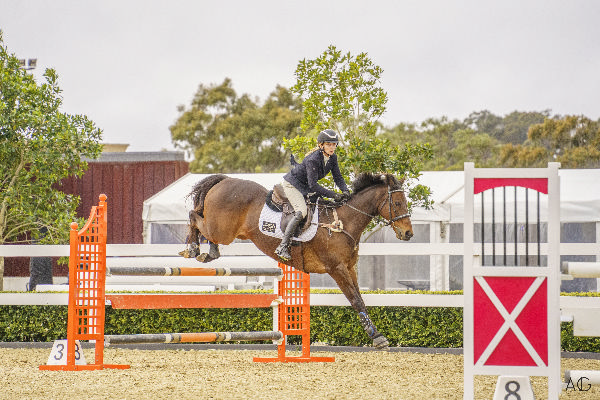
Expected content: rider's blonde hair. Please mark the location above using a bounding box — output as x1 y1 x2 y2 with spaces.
305 146 321 157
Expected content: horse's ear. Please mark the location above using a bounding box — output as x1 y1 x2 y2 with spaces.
379 174 387 183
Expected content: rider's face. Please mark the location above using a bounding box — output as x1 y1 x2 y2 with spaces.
321 142 337 156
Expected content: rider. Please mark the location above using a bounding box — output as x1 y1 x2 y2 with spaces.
275 129 351 261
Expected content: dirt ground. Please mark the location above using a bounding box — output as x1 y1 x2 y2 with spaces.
1 346 600 399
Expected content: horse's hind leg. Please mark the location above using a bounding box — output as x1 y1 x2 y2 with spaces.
179 213 201 258
329 264 389 349
196 241 220 263
183 210 221 263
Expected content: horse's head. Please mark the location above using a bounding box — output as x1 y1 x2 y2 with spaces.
376 174 413 241
351 173 414 241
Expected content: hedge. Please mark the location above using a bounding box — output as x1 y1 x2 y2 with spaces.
1 304 600 352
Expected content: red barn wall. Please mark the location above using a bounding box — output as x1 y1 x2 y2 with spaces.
5 152 189 277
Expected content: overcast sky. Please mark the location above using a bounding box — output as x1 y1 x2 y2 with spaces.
2 0 599 152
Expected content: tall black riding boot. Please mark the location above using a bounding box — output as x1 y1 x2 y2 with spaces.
275 211 303 261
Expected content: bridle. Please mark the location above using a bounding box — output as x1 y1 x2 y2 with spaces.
318 184 410 249
345 185 411 226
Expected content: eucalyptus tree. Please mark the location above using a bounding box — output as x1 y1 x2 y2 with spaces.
170 79 302 173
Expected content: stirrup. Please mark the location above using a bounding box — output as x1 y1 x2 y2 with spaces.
275 244 291 261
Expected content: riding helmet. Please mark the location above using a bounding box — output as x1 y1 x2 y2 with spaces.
317 129 339 144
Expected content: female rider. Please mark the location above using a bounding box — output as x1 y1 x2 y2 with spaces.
275 129 350 261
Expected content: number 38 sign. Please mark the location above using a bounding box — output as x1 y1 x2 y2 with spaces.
46 340 87 366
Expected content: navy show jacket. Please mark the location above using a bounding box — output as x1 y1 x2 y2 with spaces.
283 149 349 199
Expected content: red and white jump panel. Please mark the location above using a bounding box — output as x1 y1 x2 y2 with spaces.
463 162 561 400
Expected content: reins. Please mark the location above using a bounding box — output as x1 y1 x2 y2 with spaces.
318 184 411 248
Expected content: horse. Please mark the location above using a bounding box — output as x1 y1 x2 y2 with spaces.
179 172 414 349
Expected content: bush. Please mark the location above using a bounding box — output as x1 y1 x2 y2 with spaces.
2 304 600 352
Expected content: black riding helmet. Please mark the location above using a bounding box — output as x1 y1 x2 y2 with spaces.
317 129 339 144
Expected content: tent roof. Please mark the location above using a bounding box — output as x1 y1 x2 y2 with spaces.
142 170 600 224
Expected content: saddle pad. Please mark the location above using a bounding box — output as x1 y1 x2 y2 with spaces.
258 203 318 242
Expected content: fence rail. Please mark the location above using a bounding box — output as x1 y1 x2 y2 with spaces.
1 242 597 306
1 242 598 257
2 292 600 308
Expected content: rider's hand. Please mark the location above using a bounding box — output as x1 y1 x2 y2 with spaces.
333 192 350 202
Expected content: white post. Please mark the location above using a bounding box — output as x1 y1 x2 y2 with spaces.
547 162 562 399
597 221 600 292
272 274 280 344
463 162 475 400
429 221 450 291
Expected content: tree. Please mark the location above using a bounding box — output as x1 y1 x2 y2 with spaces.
464 110 549 144
382 110 559 170
464 110 504 139
288 45 434 212
0 33 103 289
500 110 549 144
499 115 600 168
292 45 388 141
381 117 501 171
170 79 302 173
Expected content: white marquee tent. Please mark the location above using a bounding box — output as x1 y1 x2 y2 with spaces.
143 169 600 242
141 169 600 291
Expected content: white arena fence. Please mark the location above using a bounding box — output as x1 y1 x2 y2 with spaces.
0 242 598 308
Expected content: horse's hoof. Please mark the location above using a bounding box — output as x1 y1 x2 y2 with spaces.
196 253 216 263
373 335 389 350
179 249 190 258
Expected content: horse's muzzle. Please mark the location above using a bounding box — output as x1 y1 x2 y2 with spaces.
396 230 413 241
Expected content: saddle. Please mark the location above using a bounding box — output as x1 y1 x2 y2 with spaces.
266 184 315 235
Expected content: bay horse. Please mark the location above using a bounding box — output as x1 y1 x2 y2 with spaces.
180 172 414 349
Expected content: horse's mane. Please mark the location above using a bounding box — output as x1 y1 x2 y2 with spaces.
351 173 402 194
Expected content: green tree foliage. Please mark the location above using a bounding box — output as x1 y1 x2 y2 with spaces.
464 110 549 144
288 45 434 211
0 33 102 288
499 115 600 168
170 78 302 173
292 45 387 140
500 110 549 144
381 117 501 171
381 110 600 170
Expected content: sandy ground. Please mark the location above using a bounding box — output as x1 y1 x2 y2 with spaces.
1 347 600 399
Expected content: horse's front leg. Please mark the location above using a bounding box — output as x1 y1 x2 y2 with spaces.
329 264 389 349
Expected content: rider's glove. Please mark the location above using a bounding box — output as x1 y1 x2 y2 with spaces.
333 191 351 202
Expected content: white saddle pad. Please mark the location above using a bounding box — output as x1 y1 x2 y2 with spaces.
258 204 318 242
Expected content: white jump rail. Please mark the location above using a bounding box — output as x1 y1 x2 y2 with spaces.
562 262 600 279
561 261 600 386
1 242 598 306
2 242 599 257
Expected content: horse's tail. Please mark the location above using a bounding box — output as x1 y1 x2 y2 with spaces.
189 174 229 216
